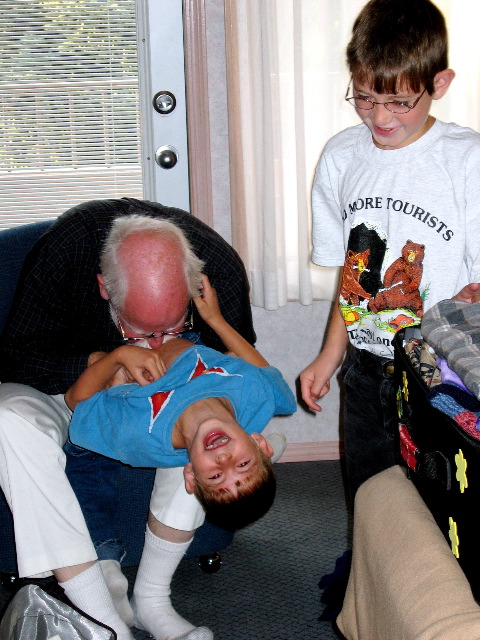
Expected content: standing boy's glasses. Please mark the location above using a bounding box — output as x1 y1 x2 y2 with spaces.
111 301 194 344
344 79 427 114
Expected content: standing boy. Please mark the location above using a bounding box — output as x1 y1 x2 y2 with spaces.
300 0 480 504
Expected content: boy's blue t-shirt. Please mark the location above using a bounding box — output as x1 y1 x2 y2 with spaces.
69 345 296 468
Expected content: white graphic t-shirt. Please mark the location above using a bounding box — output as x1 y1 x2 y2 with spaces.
311 119 480 358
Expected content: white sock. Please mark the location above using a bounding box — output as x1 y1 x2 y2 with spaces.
266 433 287 463
59 563 134 640
132 526 214 640
99 559 135 627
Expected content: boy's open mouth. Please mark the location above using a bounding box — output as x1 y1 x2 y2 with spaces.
373 124 398 136
204 432 230 450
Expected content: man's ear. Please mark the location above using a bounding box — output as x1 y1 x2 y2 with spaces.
432 69 455 100
97 274 109 301
250 433 274 458
183 463 196 494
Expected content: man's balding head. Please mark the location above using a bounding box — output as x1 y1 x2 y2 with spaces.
97 215 204 340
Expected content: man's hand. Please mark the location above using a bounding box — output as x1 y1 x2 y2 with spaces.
452 283 480 304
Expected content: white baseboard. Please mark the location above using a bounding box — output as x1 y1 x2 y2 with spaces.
277 441 343 463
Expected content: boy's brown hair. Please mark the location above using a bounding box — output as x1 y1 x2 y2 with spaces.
347 0 448 95
193 451 276 531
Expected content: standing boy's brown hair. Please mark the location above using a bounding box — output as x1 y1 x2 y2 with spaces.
346 0 448 95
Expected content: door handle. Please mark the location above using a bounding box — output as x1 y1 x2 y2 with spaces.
155 145 178 169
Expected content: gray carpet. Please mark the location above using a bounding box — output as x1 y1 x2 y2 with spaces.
0 460 351 640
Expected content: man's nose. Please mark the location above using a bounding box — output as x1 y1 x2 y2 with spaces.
147 336 165 349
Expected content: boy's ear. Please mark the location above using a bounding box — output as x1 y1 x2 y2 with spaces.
250 433 274 458
183 463 196 494
97 274 109 301
432 69 455 100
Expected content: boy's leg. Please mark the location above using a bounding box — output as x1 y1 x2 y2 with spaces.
267 432 287 463
98 558 134 627
64 441 133 624
64 441 125 563
131 467 213 639
96 466 205 628
342 349 397 507
132 515 213 640
149 466 206 531
56 562 134 640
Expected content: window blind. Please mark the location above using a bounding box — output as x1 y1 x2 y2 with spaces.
0 0 143 229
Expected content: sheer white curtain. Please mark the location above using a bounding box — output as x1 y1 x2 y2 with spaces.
225 0 480 310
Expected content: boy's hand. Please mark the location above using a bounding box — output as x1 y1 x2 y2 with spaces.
105 365 134 389
109 345 167 387
300 348 345 412
194 274 269 368
192 274 223 326
300 360 331 412
87 351 110 367
87 351 133 389
452 282 480 304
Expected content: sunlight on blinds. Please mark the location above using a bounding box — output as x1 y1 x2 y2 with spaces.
0 0 143 228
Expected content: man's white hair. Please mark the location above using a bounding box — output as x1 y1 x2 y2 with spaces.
100 215 205 310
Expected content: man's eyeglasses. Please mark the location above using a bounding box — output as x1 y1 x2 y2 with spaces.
112 302 194 344
345 79 427 114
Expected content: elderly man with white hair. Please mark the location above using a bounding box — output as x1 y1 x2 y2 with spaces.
0 198 281 640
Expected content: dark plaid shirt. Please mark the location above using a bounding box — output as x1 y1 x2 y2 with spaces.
0 198 255 394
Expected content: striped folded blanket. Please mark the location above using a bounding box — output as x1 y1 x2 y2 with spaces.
428 382 480 440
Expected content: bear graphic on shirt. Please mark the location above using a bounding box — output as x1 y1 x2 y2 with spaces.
369 240 425 316
340 248 372 306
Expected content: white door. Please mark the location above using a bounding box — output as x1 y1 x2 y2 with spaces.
137 0 191 212
0 0 191 227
